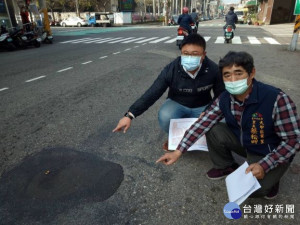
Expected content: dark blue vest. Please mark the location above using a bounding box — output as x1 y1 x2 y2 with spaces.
219 79 281 156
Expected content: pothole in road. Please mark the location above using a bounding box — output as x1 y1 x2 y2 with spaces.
0 147 124 223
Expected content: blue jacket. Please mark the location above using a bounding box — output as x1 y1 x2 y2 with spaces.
129 56 224 117
178 14 193 33
225 10 238 29
219 79 281 156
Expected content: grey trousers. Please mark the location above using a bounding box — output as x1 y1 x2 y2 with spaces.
205 123 290 197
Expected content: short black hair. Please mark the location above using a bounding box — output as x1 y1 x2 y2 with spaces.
230 6 235 11
219 51 254 75
192 8 196 12
181 33 206 50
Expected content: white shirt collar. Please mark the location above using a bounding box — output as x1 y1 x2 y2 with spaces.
183 64 202 79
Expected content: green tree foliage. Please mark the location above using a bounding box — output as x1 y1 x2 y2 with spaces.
46 0 112 12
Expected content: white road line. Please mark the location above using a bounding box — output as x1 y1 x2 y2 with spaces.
248 36 261 44
69 38 95 43
96 37 123 43
264 37 280 45
60 38 93 43
204 36 211 42
57 67 73 73
109 37 135 43
135 37 158 43
124 48 131 51
134 46 139 48
0 87 9 92
99 56 108 59
25 76 46 83
82 61 92 64
122 37 145 43
142 43 147 45
215 36 225 44
149 36 170 43
232 36 242 44
113 52 120 54
84 38 106 43
164 37 177 43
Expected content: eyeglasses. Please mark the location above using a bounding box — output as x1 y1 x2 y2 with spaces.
181 51 203 57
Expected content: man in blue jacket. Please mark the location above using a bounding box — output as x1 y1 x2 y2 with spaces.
157 51 300 199
224 7 238 30
113 34 224 150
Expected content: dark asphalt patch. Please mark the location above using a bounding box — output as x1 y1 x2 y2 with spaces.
0 147 124 224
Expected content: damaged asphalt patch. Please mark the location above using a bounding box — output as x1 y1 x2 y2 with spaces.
0 147 124 225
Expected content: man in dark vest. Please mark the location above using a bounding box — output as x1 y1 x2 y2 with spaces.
157 51 300 199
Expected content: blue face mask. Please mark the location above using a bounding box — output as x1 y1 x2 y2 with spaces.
181 55 201 71
224 78 249 95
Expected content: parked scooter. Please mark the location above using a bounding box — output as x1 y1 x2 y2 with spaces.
23 30 41 48
176 26 189 49
224 25 234 43
0 21 16 51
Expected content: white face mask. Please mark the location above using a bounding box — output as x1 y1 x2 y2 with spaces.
224 78 249 95
181 55 201 71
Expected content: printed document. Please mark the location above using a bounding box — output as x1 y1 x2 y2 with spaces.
168 118 208 151
225 162 261 205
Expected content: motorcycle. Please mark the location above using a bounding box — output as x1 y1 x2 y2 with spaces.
34 25 53 44
190 23 197 33
0 22 16 51
10 28 41 49
23 30 42 48
224 25 234 43
176 26 189 49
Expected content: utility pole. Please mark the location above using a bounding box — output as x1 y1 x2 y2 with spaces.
75 0 79 16
153 0 156 18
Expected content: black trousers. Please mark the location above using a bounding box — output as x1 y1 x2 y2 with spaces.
205 123 290 197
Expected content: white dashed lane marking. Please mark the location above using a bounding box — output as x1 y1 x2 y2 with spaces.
0 87 9 92
25 76 46 83
57 67 73 73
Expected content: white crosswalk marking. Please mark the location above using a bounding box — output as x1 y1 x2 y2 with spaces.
149 36 170 43
248 36 261 44
59 36 282 45
164 37 177 43
215 36 225 44
122 37 145 43
96 37 123 43
135 37 158 43
109 37 135 43
264 37 280 45
232 36 242 44
60 38 93 43
204 36 211 42
84 38 107 43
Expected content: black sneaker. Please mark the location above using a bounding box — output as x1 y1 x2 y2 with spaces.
264 182 280 200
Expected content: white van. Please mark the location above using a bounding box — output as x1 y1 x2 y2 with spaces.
235 9 248 24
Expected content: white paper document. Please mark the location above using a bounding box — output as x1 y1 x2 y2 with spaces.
168 118 208 151
225 162 261 205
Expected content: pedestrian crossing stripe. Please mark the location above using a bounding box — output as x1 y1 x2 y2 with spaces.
60 36 281 45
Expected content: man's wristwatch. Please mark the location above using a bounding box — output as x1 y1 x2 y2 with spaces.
124 112 134 120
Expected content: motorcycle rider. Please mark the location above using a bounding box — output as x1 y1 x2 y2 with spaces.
190 8 199 32
178 7 193 34
223 6 238 37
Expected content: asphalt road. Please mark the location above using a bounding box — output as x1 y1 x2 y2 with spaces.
0 20 299 225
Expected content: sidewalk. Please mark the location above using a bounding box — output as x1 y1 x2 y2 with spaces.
260 23 300 48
